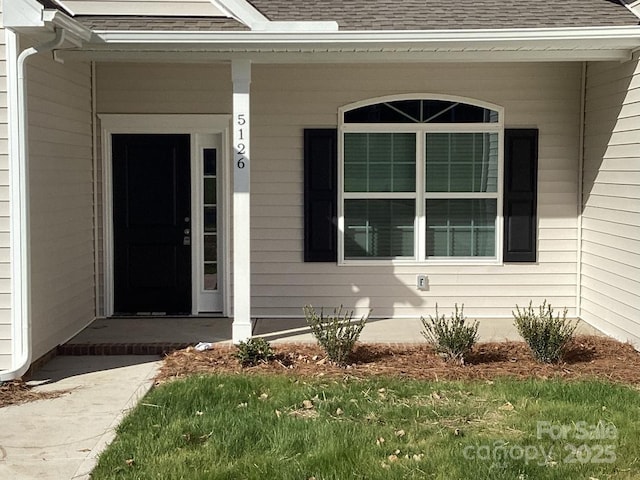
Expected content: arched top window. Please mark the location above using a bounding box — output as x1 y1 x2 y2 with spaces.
339 95 503 263
343 98 500 124
305 95 537 265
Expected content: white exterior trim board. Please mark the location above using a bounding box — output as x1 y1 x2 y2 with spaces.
93 26 640 42
213 0 338 31
211 0 268 29
53 0 226 17
341 94 505 117
2 0 45 28
620 0 640 20
56 48 635 64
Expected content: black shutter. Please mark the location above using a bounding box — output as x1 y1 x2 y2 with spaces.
304 129 338 262
503 129 538 262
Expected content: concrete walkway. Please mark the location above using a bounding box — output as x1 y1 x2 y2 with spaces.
0 356 160 480
66 315 603 345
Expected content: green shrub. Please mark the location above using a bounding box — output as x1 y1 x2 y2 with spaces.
303 305 369 365
234 337 275 367
513 300 577 363
421 304 478 364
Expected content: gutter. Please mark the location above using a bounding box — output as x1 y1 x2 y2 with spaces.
42 10 93 44
0 28 66 381
92 25 640 44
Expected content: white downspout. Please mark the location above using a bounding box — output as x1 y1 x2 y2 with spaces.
0 28 66 381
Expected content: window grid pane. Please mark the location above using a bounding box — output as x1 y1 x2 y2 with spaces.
426 133 498 193
341 99 501 262
344 100 499 124
344 133 416 193
426 199 496 257
345 199 414 258
203 148 218 291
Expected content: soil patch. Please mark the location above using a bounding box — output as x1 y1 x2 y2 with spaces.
157 335 640 385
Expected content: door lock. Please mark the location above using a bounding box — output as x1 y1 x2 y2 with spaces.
183 236 191 246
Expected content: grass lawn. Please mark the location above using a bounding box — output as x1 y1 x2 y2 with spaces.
91 374 640 480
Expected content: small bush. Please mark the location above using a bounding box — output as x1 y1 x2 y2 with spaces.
513 301 576 363
303 305 369 365
421 304 478 364
234 337 275 367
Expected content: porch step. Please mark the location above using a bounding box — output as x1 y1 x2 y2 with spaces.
57 342 192 356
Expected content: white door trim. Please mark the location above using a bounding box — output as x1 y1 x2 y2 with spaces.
99 114 232 317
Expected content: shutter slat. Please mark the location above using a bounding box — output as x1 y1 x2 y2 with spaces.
304 129 338 262
503 129 538 262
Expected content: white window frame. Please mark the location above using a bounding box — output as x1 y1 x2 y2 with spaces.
194 134 226 313
338 94 504 266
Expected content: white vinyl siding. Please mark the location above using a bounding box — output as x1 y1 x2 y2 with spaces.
251 63 580 318
582 55 640 347
0 23 11 371
96 62 581 319
27 53 94 360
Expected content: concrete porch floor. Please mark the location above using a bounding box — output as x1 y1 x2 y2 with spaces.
64 315 604 347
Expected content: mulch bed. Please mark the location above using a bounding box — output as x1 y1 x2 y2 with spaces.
157 335 640 385
0 380 66 408
3 336 637 409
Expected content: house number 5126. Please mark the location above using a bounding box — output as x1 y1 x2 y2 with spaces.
236 114 247 169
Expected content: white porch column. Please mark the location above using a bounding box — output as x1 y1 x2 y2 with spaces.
232 59 252 343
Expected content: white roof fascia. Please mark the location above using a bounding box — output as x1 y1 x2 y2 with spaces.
92 25 640 45
209 0 268 29
2 0 92 47
210 0 338 31
620 0 640 20
54 0 225 17
69 25 640 63
2 0 45 28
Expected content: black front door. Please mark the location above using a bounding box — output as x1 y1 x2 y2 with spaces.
113 134 191 314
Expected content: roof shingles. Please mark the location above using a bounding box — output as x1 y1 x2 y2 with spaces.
249 0 638 30
77 16 250 31
51 0 640 32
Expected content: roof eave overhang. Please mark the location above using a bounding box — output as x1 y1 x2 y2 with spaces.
91 25 640 43
56 25 640 63
2 0 94 47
